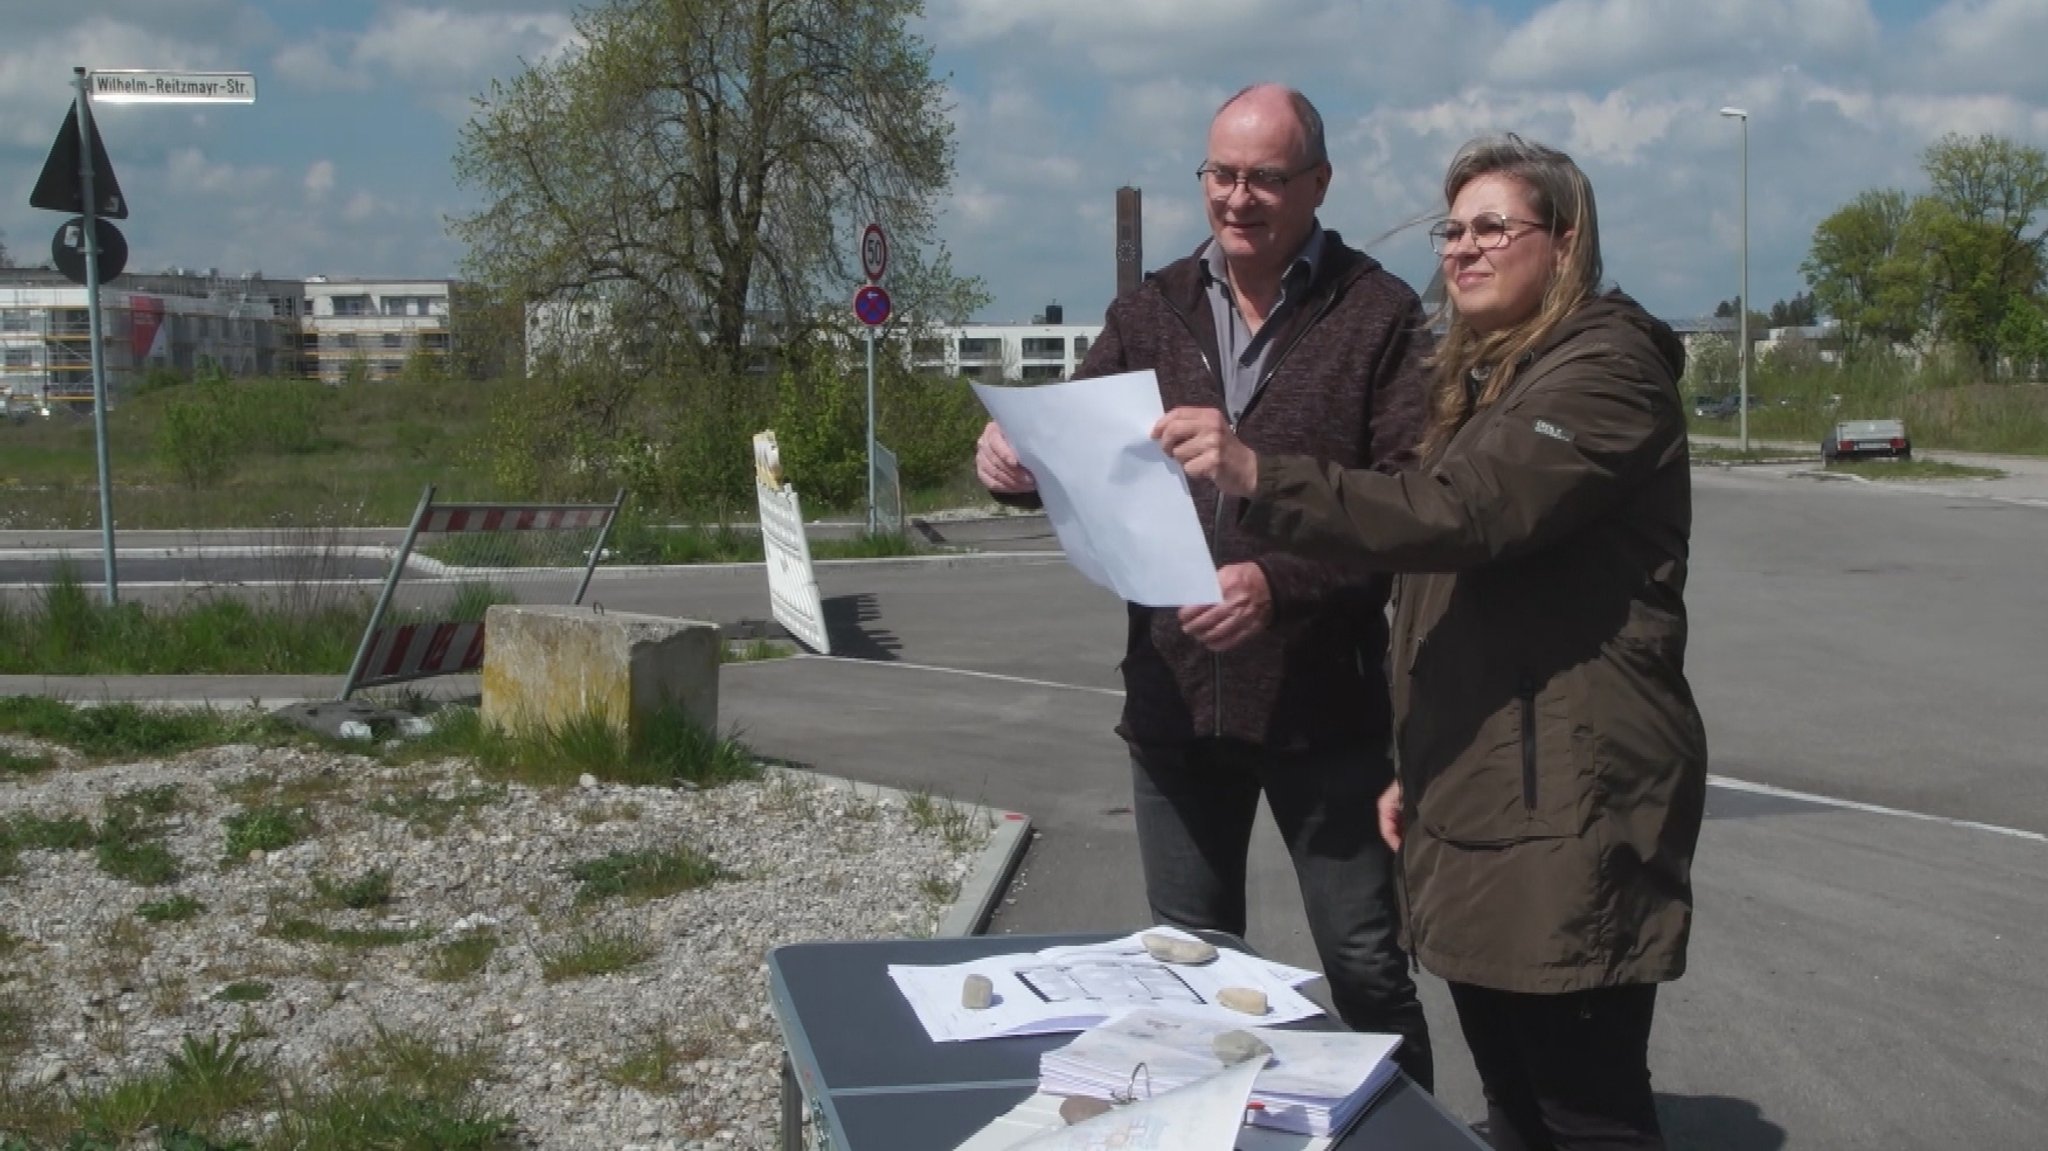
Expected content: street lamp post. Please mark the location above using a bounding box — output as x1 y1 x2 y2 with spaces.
1720 106 1750 453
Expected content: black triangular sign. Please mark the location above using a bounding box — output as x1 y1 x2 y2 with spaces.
28 105 128 220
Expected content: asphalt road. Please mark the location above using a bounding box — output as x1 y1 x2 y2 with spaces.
704 467 2048 1147
4 469 2044 1145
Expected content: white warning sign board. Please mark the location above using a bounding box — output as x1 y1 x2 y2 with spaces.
753 431 830 654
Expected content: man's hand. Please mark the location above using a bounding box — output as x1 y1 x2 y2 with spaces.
1152 406 1259 497
975 421 1037 494
1177 562 1273 653
1377 781 1405 853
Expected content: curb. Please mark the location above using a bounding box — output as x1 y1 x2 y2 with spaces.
760 766 1031 939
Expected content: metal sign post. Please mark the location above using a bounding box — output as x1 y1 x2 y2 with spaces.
866 329 877 533
26 67 256 605
856 223 891 536
73 70 118 603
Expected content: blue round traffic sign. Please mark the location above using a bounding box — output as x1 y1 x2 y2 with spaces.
854 284 892 327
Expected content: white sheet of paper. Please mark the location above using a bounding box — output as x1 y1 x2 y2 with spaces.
952 1089 1335 1151
950 1061 1266 1151
887 927 1325 1043
973 373 1224 607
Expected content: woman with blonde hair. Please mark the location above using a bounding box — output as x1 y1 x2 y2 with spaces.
1155 133 1706 1150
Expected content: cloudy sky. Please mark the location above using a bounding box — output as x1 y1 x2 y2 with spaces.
2 0 2043 326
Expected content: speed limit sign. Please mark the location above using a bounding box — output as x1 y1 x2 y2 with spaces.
860 223 889 283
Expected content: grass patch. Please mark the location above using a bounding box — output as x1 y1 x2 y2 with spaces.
425 931 500 983
537 927 658 982
137 894 207 924
96 832 182 887
811 532 920 560
110 783 184 821
413 705 758 790
602 522 921 565
919 875 961 903
0 991 33 1063
0 809 98 881
0 747 56 776
270 1085 511 1150
222 804 311 860
723 638 795 663
213 981 273 1004
572 799 642 826
6 812 96 852
605 1026 712 1092
43 1033 270 1147
1825 458 2006 480
216 769 350 812
267 917 431 950
1689 442 1803 463
328 1025 497 1103
567 846 728 905
602 519 763 564
0 567 371 676
907 790 993 851
366 784 504 835
0 697 294 760
313 868 394 911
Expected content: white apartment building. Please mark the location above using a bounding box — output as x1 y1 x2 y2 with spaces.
908 321 1103 382
299 278 454 384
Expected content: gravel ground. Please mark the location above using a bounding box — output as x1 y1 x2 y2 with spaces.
0 734 988 1149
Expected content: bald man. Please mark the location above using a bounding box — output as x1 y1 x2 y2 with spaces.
976 84 1435 1087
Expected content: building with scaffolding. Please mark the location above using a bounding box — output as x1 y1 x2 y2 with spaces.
0 269 456 410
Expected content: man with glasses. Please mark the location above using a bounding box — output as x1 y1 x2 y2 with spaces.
975 83 1435 1087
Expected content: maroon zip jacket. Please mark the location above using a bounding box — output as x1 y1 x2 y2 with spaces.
998 233 1431 751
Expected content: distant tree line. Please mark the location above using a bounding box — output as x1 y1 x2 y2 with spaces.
1802 133 2048 374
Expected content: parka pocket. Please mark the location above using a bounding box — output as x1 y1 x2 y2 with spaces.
1416 673 1593 847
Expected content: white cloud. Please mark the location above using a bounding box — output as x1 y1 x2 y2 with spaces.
353 7 578 82
1916 0 2048 99
342 191 381 224
305 160 336 202
930 0 1483 92
163 147 273 197
1491 0 1881 88
0 17 223 147
271 38 371 93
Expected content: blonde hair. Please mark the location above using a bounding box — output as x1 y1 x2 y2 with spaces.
1422 134 1603 457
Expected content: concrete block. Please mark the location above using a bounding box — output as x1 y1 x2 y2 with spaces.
480 605 722 741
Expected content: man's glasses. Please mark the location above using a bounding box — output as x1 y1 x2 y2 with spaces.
1428 212 1550 254
1196 162 1319 199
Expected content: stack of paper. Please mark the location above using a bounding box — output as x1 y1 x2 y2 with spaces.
952 1060 1266 1151
1038 1008 1402 1138
886 927 1327 1043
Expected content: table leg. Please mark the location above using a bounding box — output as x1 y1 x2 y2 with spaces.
781 1051 803 1151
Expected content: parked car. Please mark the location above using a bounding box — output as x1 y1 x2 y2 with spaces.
1691 394 1765 419
1822 418 1912 463
1693 395 1739 419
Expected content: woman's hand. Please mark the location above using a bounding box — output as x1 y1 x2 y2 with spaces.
1377 781 1405 853
1152 407 1259 497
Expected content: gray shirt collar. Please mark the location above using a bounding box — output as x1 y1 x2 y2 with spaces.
1199 221 1325 299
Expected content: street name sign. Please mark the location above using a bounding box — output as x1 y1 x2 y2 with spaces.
87 71 257 104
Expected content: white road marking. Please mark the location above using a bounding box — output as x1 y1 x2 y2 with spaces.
722 653 1124 697
737 657 2048 843
1708 775 2046 843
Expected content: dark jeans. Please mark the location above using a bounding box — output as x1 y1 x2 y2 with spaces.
1449 982 1664 1151
1129 738 1432 1091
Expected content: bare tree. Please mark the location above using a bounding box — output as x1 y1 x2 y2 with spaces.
451 0 972 376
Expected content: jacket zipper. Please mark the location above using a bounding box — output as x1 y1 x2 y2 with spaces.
1160 268 1361 737
1519 673 1539 811
1159 297 1231 736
